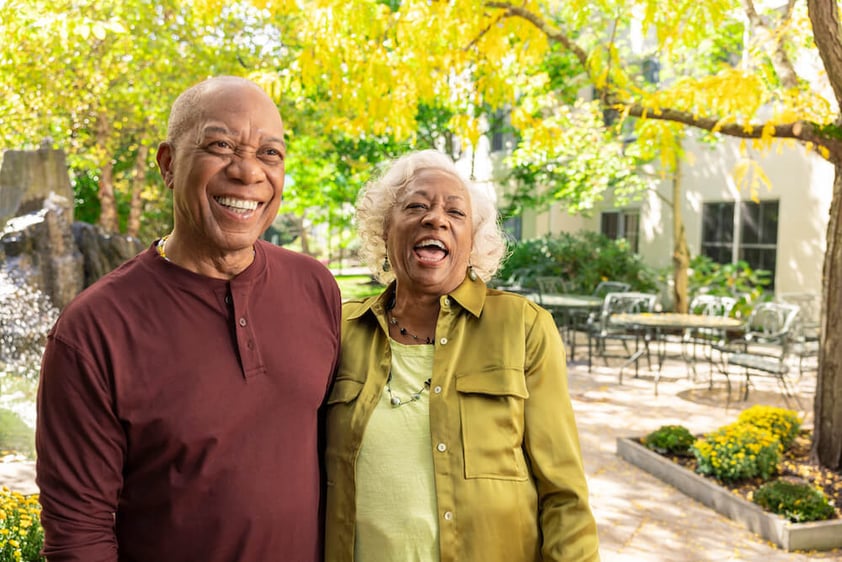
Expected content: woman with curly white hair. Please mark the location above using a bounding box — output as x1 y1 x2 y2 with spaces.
324 149 599 562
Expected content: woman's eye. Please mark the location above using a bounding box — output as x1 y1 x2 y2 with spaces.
449 209 466 217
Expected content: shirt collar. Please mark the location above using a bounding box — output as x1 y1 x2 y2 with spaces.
345 275 487 321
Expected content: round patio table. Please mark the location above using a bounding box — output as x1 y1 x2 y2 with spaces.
609 312 744 394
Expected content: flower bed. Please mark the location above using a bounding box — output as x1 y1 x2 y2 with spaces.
616 412 842 552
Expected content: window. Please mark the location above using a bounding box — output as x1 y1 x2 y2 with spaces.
701 200 779 288
601 210 640 252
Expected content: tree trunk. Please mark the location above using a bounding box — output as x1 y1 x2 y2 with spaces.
98 161 118 233
672 161 690 313
96 113 119 233
813 167 842 470
126 143 149 238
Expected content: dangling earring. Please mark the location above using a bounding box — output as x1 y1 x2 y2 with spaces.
468 264 477 281
383 254 391 272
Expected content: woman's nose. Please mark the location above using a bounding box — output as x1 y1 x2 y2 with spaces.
422 207 447 227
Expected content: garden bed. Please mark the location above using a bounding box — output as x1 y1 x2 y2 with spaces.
616 436 842 552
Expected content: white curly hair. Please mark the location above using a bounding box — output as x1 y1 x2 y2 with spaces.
355 149 507 284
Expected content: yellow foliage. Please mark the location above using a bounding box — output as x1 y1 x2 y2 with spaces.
732 159 772 201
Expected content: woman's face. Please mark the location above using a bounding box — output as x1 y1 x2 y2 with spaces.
385 169 474 296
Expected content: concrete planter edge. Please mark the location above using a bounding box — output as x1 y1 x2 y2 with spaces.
616 437 842 552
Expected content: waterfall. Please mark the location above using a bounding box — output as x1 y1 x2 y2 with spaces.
0 269 58 428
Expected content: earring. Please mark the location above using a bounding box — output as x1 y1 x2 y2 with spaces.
468 265 477 281
383 255 391 272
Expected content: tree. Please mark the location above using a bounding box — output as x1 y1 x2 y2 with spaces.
264 0 840 468
0 0 284 239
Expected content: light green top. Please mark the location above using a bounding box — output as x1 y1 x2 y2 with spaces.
354 340 440 562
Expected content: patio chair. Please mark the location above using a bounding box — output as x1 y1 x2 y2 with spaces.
592 281 631 299
683 294 738 380
586 291 659 379
776 292 820 377
713 302 802 407
535 276 571 326
567 280 633 361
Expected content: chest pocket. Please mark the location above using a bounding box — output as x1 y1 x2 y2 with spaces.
456 368 529 480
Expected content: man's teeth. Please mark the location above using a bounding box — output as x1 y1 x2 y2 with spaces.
215 196 258 213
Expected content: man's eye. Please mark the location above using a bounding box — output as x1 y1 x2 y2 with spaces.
260 147 285 162
208 140 234 152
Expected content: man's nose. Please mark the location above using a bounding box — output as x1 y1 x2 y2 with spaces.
226 151 265 183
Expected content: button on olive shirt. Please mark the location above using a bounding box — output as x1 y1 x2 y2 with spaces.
325 276 600 561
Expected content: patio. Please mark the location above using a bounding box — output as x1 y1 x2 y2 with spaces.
566 345 835 561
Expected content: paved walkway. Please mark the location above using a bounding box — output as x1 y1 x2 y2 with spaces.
568 344 840 561
2 342 839 560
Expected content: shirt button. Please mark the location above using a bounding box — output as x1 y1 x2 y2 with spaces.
439 337 448 345
436 443 447 452
239 317 247 327
433 386 442 394
443 297 450 307
224 295 231 304
443 511 453 521
247 340 255 350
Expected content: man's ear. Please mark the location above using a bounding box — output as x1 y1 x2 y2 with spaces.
156 142 175 190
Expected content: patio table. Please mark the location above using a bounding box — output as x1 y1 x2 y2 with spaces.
526 293 604 360
610 312 744 394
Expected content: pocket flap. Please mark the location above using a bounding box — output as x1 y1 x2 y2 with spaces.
326 378 364 404
455 369 528 398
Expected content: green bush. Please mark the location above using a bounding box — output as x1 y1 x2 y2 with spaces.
687 255 771 318
753 479 836 523
0 487 44 562
692 422 781 482
642 425 696 455
497 231 658 293
737 405 801 448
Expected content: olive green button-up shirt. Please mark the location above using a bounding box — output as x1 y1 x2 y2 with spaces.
325 277 600 562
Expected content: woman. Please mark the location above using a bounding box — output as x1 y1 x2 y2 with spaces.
325 150 599 561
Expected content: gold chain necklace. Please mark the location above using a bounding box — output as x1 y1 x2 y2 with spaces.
156 235 171 261
385 371 432 407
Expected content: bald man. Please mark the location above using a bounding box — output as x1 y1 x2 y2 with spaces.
36 76 341 561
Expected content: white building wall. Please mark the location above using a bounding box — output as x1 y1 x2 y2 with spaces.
527 135 834 296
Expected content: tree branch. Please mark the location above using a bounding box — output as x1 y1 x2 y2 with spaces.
622 101 842 163
484 1 589 66
741 0 799 88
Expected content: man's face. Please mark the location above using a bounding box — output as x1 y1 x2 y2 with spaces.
159 83 286 256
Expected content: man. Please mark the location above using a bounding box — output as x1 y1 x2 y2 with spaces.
35 76 341 561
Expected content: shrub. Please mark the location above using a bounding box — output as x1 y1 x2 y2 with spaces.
0 487 44 562
686 255 770 318
737 405 801 448
497 231 659 293
642 425 696 455
692 422 781 482
753 479 836 523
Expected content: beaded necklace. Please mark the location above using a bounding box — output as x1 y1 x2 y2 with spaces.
385 370 431 407
386 292 434 345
